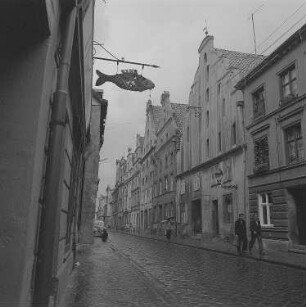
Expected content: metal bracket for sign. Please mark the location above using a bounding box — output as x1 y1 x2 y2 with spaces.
93 56 160 69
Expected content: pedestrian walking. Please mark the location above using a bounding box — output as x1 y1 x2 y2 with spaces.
249 214 264 255
234 213 248 255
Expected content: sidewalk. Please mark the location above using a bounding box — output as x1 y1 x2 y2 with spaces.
118 230 306 270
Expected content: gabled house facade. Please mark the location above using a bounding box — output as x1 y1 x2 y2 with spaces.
152 92 188 229
236 23 306 252
140 100 161 232
131 134 144 231
177 34 264 239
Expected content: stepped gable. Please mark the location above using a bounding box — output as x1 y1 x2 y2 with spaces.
170 103 188 133
152 105 163 131
216 48 266 77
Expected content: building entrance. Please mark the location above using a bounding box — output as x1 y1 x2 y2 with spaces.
290 187 306 245
191 199 202 234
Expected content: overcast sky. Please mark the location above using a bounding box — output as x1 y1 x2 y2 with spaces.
94 0 306 196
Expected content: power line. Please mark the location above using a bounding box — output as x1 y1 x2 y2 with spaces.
259 13 306 54
257 2 306 50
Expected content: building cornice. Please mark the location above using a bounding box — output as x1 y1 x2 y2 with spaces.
177 144 245 178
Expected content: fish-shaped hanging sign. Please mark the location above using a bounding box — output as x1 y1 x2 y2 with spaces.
95 69 155 92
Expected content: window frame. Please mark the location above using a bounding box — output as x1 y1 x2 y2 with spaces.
258 193 273 227
253 135 269 173
284 122 304 164
252 85 265 119
279 62 298 103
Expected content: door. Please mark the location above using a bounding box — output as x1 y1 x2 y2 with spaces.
290 187 306 245
192 199 202 234
212 200 219 235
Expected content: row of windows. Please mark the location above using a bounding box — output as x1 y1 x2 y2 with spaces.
254 122 304 173
153 175 174 196
252 64 298 119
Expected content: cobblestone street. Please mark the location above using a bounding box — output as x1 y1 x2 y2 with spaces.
66 232 306 307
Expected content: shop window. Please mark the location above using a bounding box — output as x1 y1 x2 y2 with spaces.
258 193 273 227
252 86 265 119
284 123 304 163
279 64 297 102
223 194 232 223
254 135 269 173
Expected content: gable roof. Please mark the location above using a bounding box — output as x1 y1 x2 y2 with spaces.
216 48 266 77
170 103 188 132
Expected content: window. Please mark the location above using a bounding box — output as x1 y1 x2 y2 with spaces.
222 98 225 117
180 179 185 194
285 123 304 163
217 83 221 96
159 179 163 195
206 65 210 82
206 88 209 102
258 193 273 226
187 126 190 142
170 152 174 165
254 136 269 173
206 111 209 127
223 194 232 223
231 122 237 146
165 176 168 192
218 132 222 152
180 203 187 224
252 86 265 119
165 155 168 168
170 174 174 191
204 53 207 64
206 138 210 158
280 64 297 101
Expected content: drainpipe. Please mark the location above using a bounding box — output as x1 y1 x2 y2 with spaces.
33 3 78 306
237 98 248 226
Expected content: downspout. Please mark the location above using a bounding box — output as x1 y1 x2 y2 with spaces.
33 3 78 306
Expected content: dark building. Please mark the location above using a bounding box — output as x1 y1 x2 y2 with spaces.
0 1 96 306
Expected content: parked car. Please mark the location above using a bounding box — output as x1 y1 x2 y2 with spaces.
93 220 105 236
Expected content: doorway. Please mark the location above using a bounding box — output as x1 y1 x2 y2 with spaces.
212 200 219 235
191 199 202 234
289 187 306 245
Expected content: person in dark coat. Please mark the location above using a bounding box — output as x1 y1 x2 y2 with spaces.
235 213 248 255
249 214 264 254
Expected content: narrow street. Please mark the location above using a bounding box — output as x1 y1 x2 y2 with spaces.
67 232 306 307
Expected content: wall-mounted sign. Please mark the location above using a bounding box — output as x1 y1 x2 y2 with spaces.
95 69 155 92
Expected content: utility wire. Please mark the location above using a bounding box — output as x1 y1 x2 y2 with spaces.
257 2 306 49
259 13 306 54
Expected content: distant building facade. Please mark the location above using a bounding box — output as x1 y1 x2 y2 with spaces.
80 89 108 244
152 92 188 229
177 35 264 239
236 24 306 252
140 100 161 231
131 135 144 231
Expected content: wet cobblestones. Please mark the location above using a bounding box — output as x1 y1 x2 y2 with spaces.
67 232 306 307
